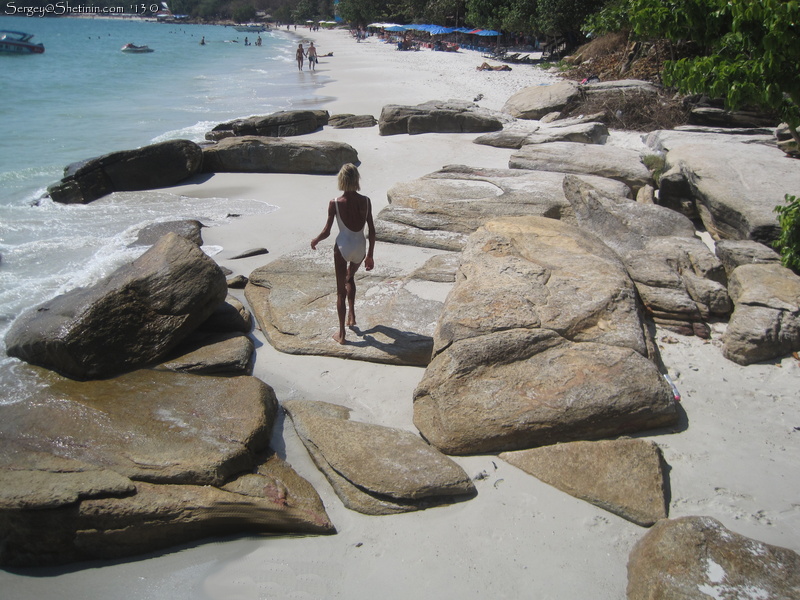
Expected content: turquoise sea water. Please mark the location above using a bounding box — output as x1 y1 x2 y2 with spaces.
0 16 329 381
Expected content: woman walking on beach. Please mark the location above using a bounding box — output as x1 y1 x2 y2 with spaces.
296 43 305 71
311 164 376 344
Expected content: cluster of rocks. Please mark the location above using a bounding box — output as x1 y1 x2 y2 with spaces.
1 230 335 566
7 82 800 589
45 110 361 204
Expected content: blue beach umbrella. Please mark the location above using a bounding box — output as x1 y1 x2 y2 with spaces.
476 29 501 36
385 25 407 32
427 25 455 35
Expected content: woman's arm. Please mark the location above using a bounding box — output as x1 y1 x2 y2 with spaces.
364 198 376 271
311 200 336 249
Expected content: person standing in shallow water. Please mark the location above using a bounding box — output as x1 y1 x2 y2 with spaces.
310 164 376 344
307 41 318 70
296 43 305 71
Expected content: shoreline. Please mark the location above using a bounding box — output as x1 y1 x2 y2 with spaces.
2 26 799 600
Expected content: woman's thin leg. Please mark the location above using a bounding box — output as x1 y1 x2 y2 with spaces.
345 261 361 327
333 247 348 344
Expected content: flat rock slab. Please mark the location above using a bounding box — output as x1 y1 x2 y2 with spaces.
413 217 678 455
284 400 475 515
376 165 631 251
510 141 653 192
0 368 334 567
155 331 255 375
722 263 800 364
647 131 799 243
201 136 359 174
627 516 800 600
245 248 449 365
1 454 333 567
500 439 668 526
475 122 608 148
0 368 277 486
379 100 505 136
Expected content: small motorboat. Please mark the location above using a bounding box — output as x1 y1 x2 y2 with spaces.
234 24 267 32
121 43 154 53
0 30 45 54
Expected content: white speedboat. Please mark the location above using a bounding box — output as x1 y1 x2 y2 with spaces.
121 43 154 53
0 30 45 54
234 24 267 32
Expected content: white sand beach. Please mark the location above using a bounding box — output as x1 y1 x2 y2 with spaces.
3 27 799 600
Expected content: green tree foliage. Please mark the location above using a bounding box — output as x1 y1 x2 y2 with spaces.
586 0 800 139
337 0 385 25
774 194 800 273
232 3 256 22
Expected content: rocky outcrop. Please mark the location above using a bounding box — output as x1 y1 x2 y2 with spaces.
646 130 798 243
500 439 668 527
4 233 227 380
510 142 653 192
201 136 359 174
0 368 333 566
245 249 448 366
131 219 204 247
378 100 504 136
413 216 678 455
283 400 475 515
47 139 203 204
375 165 631 251
205 110 329 141
563 176 730 335
722 263 800 365
627 516 800 600
156 331 255 375
329 113 377 129
200 294 252 333
503 80 659 121
714 239 782 277
502 80 580 120
475 121 609 147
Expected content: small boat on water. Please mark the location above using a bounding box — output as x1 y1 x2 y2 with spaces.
0 30 45 54
121 43 154 53
234 24 267 32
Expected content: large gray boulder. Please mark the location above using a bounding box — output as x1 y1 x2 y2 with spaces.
501 439 668 527
510 142 653 192
201 136 358 174
376 165 631 251
0 368 334 566
646 131 799 243
563 176 730 335
284 400 475 515
722 263 800 364
205 109 329 141
502 80 580 120
245 249 448 366
627 516 800 600
413 217 678 455
4 233 227 380
379 100 504 136
47 139 203 204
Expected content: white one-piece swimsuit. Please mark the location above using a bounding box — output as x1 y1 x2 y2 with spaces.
334 200 367 263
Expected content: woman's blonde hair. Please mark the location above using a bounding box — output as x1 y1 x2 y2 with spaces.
337 163 361 192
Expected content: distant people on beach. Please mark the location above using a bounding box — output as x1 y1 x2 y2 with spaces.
310 163 376 345
307 41 318 70
256 35 262 46
296 42 304 70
